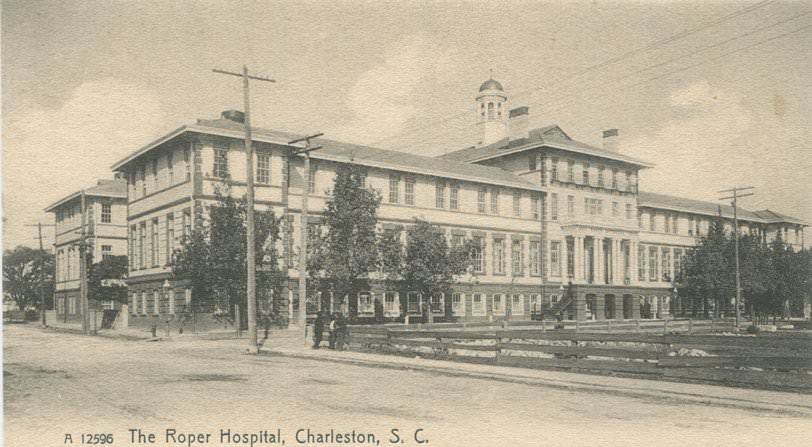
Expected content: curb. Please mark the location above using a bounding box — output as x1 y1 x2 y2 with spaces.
266 348 812 418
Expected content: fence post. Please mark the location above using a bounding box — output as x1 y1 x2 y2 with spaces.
607 319 612 333
688 318 693 335
635 319 641 333
494 333 502 364
541 319 546 333
575 320 580 333
711 319 715 332
663 318 668 334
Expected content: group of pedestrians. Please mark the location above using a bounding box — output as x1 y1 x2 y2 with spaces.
312 310 348 350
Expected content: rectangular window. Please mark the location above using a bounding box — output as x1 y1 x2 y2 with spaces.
490 188 499 214
550 241 561 277
152 158 159 190
511 239 523 276
101 245 113 261
184 148 191 181
151 218 159 267
672 215 679 234
597 166 605 187
407 292 421 314
567 195 574 217
129 226 137 270
357 292 374 315
612 202 619 217
435 180 446 208
257 153 270 184
664 215 670 233
529 241 541 276
625 203 633 220
308 162 317 194
153 290 160 314
625 171 634 192
649 246 658 282
452 293 464 316
471 237 484 273
511 294 524 316
582 163 590 186
638 245 646 281
68 297 76 314
167 152 174 185
101 203 112 223
384 292 400 316
567 160 575 182
550 158 559 182
688 217 695 236
389 174 400 204
477 187 487 213
493 238 505 274
405 176 415 205
529 294 541 315
612 168 618 189
168 289 175 315
472 293 485 315
166 213 175 264
449 183 459 210
650 213 656 232
528 154 537 171
131 293 138 314
550 193 558 221
492 294 505 315
512 191 521 217
139 222 147 269
674 249 683 278
531 194 540 220
141 291 147 314
213 144 229 178
182 208 192 238
140 165 147 196
429 293 444 313
661 248 671 281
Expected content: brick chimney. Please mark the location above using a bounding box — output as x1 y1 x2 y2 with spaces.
509 106 530 141
602 128 619 151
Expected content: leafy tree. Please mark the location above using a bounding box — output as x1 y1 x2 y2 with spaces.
171 185 283 326
88 255 129 305
380 219 474 319
308 165 380 318
679 221 733 317
3 246 54 311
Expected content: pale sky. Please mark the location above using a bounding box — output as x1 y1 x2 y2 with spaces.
3 0 811 250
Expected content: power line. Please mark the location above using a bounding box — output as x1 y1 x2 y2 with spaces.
391 20 811 153
368 0 777 147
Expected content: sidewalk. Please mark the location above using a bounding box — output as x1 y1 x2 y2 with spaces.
261 331 812 418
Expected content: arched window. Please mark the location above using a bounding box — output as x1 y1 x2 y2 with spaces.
487 102 494 120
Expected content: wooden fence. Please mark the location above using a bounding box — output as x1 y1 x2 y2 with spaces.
364 318 737 335
347 324 812 393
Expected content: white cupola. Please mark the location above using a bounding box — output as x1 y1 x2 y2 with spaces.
476 75 508 146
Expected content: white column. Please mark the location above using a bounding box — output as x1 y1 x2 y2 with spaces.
630 241 639 283
575 236 584 282
594 237 603 284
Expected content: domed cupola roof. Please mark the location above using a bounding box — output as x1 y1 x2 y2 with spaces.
479 78 504 92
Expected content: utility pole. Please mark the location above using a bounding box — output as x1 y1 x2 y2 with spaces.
26 222 55 327
718 186 754 330
213 66 275 354
288 133 323 342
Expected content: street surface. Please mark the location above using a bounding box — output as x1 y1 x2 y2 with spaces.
4 324 811 446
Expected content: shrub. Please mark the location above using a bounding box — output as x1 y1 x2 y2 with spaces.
745 325 760 334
